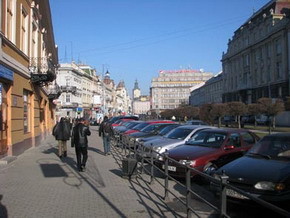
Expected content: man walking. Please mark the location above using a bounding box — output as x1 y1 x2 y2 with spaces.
98 116 111 155
53 117 71 158
71 118 91 172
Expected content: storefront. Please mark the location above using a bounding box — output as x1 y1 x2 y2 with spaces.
0 64 13 156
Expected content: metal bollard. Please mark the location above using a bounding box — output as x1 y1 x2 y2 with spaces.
186 163 192 218
164 149 169 201
220 170 229 217
150 146 154 184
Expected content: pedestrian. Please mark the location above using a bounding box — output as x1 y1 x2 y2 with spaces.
71 118 91 172
52 117 71 158
98 116 111 155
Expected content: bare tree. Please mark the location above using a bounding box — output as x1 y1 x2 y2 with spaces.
247 103 262 127
227 101 247 129
199 104 215 125
257 98 285 134
211 103 228 128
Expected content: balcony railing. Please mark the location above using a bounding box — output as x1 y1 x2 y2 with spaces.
60 85 77 94
29 57 57 86
48 83 61 100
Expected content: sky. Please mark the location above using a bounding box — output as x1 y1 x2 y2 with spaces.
49 0 269 96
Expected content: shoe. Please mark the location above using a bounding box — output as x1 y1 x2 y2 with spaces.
81 165 86 172
63 151 67 157
78 167 83 172
59 155 63 159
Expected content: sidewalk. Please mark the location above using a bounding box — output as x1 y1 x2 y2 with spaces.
0 126 216 218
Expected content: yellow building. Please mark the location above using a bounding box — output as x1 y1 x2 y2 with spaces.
0 0 58 158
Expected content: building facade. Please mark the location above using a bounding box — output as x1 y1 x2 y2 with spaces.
150 69 213 112
222 0 290 104
132 95 150 115
0 0 58 157
189 72 223 106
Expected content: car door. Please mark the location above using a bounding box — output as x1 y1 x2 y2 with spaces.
217 133 244 167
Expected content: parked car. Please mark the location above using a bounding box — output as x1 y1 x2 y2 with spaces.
211 133 290 204
141 125 215 159
256 114 271 125
156 128 260 178
186 120 208 125
127 123 178 148
123 120 175 146
138 124 181 144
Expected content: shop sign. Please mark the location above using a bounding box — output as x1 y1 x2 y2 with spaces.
76 107 83 112
0 65 13 81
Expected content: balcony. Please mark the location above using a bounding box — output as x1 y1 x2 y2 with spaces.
61 102 79 108
29 57 57 86
60 85 77 94
47 83 61 100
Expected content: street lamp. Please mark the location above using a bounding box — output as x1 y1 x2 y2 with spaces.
97 77 106 116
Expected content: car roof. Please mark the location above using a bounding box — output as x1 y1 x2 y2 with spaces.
176 125 212 130
263 133 290 139
198 128 250 134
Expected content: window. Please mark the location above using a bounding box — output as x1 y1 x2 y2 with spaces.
66 94 71 103
228 133 241 147
23 90 31 133
20 5 28 54
276 62 282 79
276 39 282 55
241 132 255 144
6 0 16 43
31 21 38 58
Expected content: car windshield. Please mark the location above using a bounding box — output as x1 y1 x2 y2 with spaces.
165 128 193 140
186 131 227 148
132 123 150 130
141 124 162 133
247 137 290 160
159 125 179 136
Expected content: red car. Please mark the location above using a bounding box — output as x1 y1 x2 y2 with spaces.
112 118 135 127
158 128 260 178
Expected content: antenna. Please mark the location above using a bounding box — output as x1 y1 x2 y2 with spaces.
64 45 67 63
71 41 74 62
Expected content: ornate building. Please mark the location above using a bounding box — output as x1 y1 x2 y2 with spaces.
222 0 290 103
0 0 58 158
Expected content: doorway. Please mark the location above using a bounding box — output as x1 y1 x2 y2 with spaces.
0 83 8 155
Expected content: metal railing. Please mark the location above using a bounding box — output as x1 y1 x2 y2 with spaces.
111 132 290 218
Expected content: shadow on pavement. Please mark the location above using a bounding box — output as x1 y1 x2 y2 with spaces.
0 195 8 218
40 163 68 177
87 147 105 155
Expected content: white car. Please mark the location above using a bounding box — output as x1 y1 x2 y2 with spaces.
141 125 216 159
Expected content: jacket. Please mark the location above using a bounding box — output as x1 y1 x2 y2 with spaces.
99 121 111 137
53 120 71 141
71 123 91 148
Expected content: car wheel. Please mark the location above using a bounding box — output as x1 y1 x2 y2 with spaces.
203 162 217 175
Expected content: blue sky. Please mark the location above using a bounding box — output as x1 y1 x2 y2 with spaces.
50 0 269 96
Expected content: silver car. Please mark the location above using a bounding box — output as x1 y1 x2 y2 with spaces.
140 125 216 159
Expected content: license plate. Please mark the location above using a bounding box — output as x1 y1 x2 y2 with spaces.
162 165 176 172
226 188 249 200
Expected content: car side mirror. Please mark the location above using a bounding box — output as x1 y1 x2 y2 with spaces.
224 145 235 150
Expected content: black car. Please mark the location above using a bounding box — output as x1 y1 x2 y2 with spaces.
212 133 290 204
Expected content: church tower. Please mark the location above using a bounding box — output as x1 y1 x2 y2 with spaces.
132 79 141 100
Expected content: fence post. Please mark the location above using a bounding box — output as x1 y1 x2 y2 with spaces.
186 163 192 218
220 170 229 217
164 149 169 201
140 143 144 174
134 140 137 159
150 146 154 184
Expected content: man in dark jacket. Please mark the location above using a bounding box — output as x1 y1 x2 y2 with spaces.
71 118 91 172
53 117 71 158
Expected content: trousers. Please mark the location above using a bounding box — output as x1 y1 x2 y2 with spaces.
102 135 111 154
75 146 88 169
58 140 67 156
